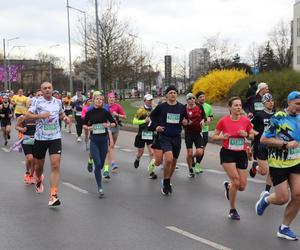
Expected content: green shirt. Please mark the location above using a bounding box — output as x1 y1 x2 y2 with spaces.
202 103 213 132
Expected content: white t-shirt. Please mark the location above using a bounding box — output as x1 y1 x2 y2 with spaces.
28 97 64 141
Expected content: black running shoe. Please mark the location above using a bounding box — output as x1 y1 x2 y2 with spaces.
87 160 93 173
249 162 258 178
134 159 140 168
224 181 229 200
149 172 158 179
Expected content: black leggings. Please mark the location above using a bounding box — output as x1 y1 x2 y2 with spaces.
75 115 83 137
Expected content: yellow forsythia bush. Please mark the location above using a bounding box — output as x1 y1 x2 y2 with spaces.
192 69 249 103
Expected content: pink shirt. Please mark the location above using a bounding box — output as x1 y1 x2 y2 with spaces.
216 115 252 151
108 103 125 124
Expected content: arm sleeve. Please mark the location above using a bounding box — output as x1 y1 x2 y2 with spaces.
133 117 146 125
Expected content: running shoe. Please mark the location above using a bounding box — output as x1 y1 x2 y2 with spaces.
259 190 269 199
111 162 119 172
77 137 82 142
249 162 258 178
194 163 202 174
87 159 93 173
148 159 155 173
4 140 8 146
228 209 240 220
24 173 30 185
103 170 111 180
7 133 10 140
223 181 230 200
134 159 140 168
98 188 104 198
48 194 61 206
29 175 35 185
161 180 169 196
149 172 158 179
175 166 179 171
188 168 195 178
35 175 44 193
277 226 298 241
255 192 269 216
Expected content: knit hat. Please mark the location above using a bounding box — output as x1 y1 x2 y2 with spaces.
165 85 178 95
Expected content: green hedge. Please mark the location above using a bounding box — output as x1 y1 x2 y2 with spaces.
228 69 300 107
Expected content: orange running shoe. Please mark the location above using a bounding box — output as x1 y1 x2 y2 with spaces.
48 194 61 206
29 175 35 185
35 174 44 193
23 173 30 185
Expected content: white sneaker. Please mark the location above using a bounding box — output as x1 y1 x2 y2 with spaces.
77 137 82 142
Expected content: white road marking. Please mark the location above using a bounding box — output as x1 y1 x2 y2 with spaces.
62 182 89 194
177 163 188 167
2 147 9 152
120 148 134 152
166 226 232 250
205 169 225 175
115 145 120 149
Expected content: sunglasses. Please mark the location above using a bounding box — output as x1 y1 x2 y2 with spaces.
188 97 196 100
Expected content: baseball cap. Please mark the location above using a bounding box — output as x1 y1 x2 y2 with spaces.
256 82 268 94
262 93 273 103
287 91 300 102
144 94 153 101
186 93 195 100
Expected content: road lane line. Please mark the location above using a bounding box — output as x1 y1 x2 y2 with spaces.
62 182 89 194
166 226 232 250
120 148 134 152
247 178 265 184
205 169 225 175
2 147 9 152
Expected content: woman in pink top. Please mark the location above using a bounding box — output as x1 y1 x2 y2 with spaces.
213 97 256 220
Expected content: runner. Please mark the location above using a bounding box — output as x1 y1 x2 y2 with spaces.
15 114 36 185
11 89 28 118
25 82 70 206
249 93 274 194
73 94 84 142
184 93 206 178
105 91 126 172
150 85 188 195
195 91 213 173
0 95 13 146
244 82 269 118
83 94 115 197
212 97 255 220
133 94 156 179
63 92 73 133
255 91 300 241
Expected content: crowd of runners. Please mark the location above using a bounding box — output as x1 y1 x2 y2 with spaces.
0 81 300 241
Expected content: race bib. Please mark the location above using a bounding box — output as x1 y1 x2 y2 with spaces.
254 102 264 111
76 111 82 116
228 138 245 150
287 146 300 160
43 124 57 135
141 131 153 140
166 113 180 124
92 123 106 134
65 105 72 110
23 137 35 145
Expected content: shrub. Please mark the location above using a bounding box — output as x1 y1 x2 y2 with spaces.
229 69 300 107
192 69 248 103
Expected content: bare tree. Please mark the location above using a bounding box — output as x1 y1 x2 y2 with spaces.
268 20 292 68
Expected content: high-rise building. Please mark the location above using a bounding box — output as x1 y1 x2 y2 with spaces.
189 48 210 81
293 0 300 70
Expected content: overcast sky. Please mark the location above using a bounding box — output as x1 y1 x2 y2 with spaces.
0 0 296 69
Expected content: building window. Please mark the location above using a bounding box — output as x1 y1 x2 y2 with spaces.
297 18 300 37
297 46 300 64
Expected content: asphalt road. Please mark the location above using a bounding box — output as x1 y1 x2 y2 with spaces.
0 129 299 250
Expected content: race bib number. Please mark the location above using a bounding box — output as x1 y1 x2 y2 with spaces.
92 123 106 134
254 102 264 111
23 137 35 145
65 105 72 110
287 146 300 160
228 138 245 150
142 131 153 140
76 111 82 116
166 113 180 124
43 124 57 135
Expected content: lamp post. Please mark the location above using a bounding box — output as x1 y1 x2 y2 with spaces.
95 0 102 92
7 37 20 90
129 33 143 94
156 41 170 89
66 0 73 93
49 44 60 83
67 5 88 92
174 46 187 93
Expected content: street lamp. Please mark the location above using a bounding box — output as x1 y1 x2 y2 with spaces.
157 41 171 89
67 5 88 92
174 46 187 93
49 44 60 83
66 0 73 93
129 33 144 94
95 0 102 93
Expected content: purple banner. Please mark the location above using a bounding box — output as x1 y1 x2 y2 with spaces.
0 64 24 82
